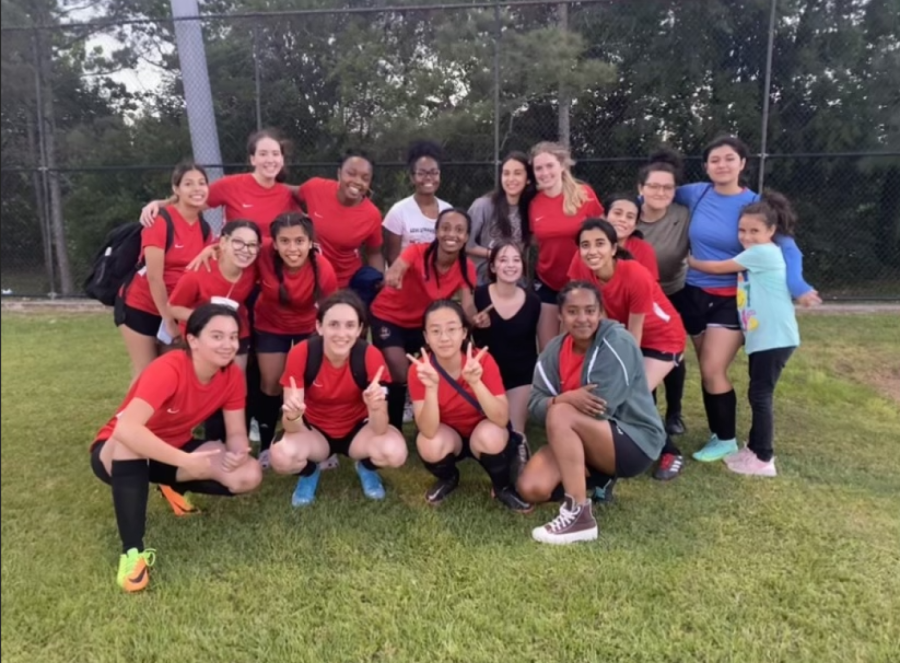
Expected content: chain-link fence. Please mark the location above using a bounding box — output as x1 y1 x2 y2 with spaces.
2 0 898 299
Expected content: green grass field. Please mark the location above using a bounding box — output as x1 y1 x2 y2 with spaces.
2 312 898 663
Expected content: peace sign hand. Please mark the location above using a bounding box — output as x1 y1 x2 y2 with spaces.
406 348 440 390
461 342 488 386
362 366 387 409
473 303 494 329
282 376 306 421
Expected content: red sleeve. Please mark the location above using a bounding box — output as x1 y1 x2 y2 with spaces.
567 253 582 281
365 209 384 249
632 239 660 281
480 353 506 396
318 256 339 298
296 179 312 207
400 243 425 265
365 345 392 385
206 177 229 209
141 215 169 251
223 365 248 411
280 341 310 389
168 271 201 308
584 185 605 217
407 364 425 401
626 263 655 315
131 359 180 411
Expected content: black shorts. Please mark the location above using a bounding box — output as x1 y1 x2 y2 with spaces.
641 347 684 364
370 314 424 355
255 330 311 354
307 419 368 457
90 438 209 485
532 277 559 305
116 304 162 337
586 420 652 484
679 283 741 336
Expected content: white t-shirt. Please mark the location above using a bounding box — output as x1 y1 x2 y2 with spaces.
382 195 452 249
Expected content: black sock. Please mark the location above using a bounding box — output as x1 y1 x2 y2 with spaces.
661 434 682 456
387 384 407 431
360 458 378 471
665 361 686 418
651 388 658 405
711 389 737 440
257 393 282 451
701 386 717 434
111 460 149 553
172 480 233 496
299 461 318 477
422 452 458 481
549 484 565 502
203 409 226 442
478 450 512 492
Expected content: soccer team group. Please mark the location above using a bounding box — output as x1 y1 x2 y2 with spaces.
89 132 821 592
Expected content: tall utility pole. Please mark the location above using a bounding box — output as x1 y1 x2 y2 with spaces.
558 1 571 146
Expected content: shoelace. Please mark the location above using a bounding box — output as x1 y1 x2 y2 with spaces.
545 505 578 533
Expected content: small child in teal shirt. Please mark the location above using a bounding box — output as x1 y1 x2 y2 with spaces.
689 192 800 476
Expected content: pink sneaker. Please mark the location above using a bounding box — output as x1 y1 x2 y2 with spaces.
724 447 755 468
728 452 777 477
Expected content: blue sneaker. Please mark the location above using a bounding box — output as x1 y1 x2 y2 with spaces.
591 478 616 504
291 465 321 507
355 462 386 500
692 435 739 462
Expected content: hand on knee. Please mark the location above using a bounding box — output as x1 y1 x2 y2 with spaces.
225 461 263 494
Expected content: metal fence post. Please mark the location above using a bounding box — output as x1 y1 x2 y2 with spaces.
253 17 263 132
492 1 501 186
758 0 778 192
31 27 55 295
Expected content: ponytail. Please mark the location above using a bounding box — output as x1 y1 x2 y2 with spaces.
741 189 798 237
560 170 589 216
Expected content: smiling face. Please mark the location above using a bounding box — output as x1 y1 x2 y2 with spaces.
337 156 373 204
501 157 529 198
411 156 440 196
559 288 602 341
436 211 469 256
704 145 746 187
491 244 524 284
607 199 640 241
317 303 363 360
578 227 616 273
274 225 311 269
250 137 284 182
532 152 563 192
220 226 260 270
172 169 209 210
424 306 467 361
188 314 240 367
639 170 676 212
738 213 776 249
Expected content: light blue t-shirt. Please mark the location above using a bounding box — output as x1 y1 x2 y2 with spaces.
734 243 800 354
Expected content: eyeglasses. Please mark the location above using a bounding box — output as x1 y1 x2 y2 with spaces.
427 326 464 338
230 238 260 254
642 183 675 193
415 170 440 179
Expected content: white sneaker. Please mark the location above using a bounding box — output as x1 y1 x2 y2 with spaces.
249 418 261 443
258 449 271 470
320 454 340 471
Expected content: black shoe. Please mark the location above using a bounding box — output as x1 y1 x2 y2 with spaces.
591 478 616 504
653 453 685 481
665 413 686 436
425 472 460 505
492 486 533 514
508 432 531 485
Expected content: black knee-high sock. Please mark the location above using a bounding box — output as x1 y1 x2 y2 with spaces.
478 450 513 492
203 409 226 442
664 361 686 418
257 393 282 451
711 389 737 440
661 434 682 456
172 480 234 496
422 452 458 480
246 353 262 426
701 386 717 434
387 384 407 431
111 460 150 553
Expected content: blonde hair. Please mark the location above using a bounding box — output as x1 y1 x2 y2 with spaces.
529 141 589 216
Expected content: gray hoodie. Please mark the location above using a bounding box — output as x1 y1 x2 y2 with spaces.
528 320 666 461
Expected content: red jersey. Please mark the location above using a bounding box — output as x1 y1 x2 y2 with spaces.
168 259 258 339
370 244 476 329
298 178 383 288
124 206 212 316
559 335 586 392
568 257 685 354
254 243 338 335
207 173 298 237
93 351 246 448
530 185 604 291
408 351 506 438
623 236 659 282
280 341 391 438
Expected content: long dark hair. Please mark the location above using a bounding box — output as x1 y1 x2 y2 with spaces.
577 218 634 261
270 212 320 306
489 151 535 244
741 190 798 237
703 135 751 187
487 240 525 284
423 208 475 290
171 160 208 188
247 128 291 183
186 303 241 339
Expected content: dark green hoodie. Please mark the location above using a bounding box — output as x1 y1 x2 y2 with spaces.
528 320 666 461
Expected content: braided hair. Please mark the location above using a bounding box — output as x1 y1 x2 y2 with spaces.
423 208 475 290
270 212 321 306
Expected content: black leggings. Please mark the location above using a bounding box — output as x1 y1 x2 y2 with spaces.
747 347 795 462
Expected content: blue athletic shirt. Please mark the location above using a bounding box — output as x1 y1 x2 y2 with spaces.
676 183 814 298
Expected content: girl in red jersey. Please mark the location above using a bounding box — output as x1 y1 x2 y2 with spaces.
169 220 261 371
408 300 532 512
603 194 660 280
369 208 477 430
253 212 338 459
271 291 407 505
528 142 605 350
89 304 263 593
141 129 297 237
118 161 213 380
295 150 386 289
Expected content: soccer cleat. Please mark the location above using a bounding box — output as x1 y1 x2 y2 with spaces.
532 496 598 544
692 435 739 463
158 485 200 516
492 486 534 514
291 465 321 507
116 548 156 592
258 449 271 470
355 462 386 500
653 453 686 481
591 478 617 504
320 454 340 471
665 413 686 436
425 471 460 505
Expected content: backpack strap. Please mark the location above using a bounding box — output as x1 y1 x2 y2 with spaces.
156 208 177 254
691 184 713 216
304 335 372 393
349 341 371 392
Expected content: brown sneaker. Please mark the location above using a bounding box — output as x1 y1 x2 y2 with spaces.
531 495 598 544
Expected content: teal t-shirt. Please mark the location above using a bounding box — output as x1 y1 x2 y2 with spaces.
734 243 800 354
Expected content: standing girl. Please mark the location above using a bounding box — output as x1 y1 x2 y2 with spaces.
472 241 541 435
383 141 452 264
466 151 535 284
253 212 338 462
369 208 477 430
675 136 818 463
408 300 531 511
529 142 605 350
118 161 213 379
688 192 801 476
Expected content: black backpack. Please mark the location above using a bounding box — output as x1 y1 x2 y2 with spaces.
303 335 370 392
83 209 211 306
